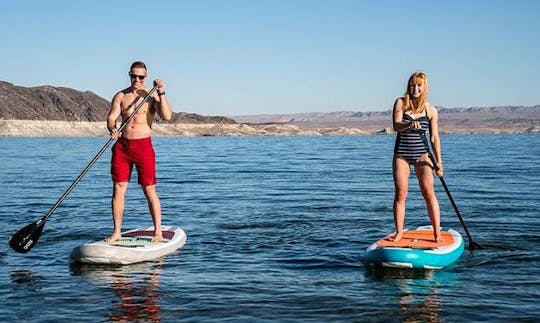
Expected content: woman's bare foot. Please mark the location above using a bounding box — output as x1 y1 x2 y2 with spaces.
106 233 122 243
434 231 442 242
389 231 403 242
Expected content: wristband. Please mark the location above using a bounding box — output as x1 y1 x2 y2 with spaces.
158 91 166 96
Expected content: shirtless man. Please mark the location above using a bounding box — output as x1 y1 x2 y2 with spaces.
106 61 172 242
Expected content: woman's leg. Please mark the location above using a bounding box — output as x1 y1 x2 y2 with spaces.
415 159 441 241
392 156 410 241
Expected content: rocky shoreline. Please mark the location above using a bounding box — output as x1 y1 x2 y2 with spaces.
0 120 372 137
0 120 538 137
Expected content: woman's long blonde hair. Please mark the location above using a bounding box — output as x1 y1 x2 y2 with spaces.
403 72 428 114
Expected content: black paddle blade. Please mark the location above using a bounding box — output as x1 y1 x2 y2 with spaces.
468 241 483 251
9 218 46 253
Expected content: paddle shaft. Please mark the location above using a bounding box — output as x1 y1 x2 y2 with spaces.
419 131 481 250
41 86 157 223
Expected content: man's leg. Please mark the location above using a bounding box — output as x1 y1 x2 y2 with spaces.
108 181 129 242
142 184 163 242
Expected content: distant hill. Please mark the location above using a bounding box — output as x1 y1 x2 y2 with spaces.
0 81 236 124
0 81 110 121
234 106 540 134
1 81 539 134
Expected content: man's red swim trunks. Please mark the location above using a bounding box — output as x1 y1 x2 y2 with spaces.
111 137 157 186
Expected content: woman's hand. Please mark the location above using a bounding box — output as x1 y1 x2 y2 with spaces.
435 162 444 177
409 120 421 130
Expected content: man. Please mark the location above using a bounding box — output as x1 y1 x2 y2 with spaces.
106 61 172 242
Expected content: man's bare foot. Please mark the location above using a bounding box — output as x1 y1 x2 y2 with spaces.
152 232 163 243
389 231 403 242
106 233 122 243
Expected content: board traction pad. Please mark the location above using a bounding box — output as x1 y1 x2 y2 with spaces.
91 230 174 247
376 229 454 249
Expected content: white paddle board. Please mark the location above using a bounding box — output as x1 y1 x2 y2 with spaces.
70 226 186 265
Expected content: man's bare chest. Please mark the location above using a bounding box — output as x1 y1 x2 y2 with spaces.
120 95 152 117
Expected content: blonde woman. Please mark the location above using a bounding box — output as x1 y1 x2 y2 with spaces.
391 72 443 242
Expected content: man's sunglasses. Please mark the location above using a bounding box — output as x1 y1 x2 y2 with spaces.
129 73 146 80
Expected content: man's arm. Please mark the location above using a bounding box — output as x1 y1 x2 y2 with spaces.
155 94 173 121
153 79 173 121
107 92 122 139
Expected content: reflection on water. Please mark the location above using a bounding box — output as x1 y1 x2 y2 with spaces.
366 268 460 323
10 269 45 292
71 261 163 322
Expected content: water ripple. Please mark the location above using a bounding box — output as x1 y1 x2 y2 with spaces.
1 135 539 321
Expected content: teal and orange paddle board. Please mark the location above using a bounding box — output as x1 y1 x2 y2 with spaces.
364 225 464 269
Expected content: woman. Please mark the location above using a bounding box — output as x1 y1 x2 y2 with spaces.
391 72 443 242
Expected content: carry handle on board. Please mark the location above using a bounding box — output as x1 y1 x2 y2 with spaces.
8 86 158 254
419 130 482 251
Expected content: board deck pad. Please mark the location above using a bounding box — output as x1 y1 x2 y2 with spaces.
122 230 175 240
376 230 454 249
90 230 176 248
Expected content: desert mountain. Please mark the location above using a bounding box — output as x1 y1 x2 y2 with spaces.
234 106 540 134
0 81 110 121
0 81 236 124
1 81 539 135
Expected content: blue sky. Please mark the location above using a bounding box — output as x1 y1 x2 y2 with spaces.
1 0 539 116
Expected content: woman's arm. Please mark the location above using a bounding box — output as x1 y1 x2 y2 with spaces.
428 104 443 176
393 98 413 132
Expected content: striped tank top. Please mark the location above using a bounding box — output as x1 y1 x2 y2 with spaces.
394 110 430 164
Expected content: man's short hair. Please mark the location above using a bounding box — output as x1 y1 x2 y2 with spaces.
130 61 147 71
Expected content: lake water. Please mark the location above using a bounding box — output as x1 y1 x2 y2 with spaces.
1 134 539 322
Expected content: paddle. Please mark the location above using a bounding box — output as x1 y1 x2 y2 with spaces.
419 131 482 250
9 86 158 253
